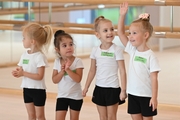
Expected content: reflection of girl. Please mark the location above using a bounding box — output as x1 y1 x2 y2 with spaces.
52 30 84 120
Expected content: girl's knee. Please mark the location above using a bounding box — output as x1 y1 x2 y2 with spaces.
36 115 45 120
28 114 36 120
107 115 116 120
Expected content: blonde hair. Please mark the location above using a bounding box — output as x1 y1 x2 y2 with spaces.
22 22 53 52
94 16 112 32
131 14 153 40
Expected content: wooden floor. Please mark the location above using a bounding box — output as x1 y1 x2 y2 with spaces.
0 47 180 119
0 91 180 120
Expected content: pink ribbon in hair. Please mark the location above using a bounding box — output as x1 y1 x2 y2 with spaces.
138 13 149 19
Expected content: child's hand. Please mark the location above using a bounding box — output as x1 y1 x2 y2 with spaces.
120 2 128 16
61 63 65 71
120 90 127 101
12 70 18 77
12 67 23 78
64 58 71 70
149 97 158 111
82 88 88 97
60 64 65 75
17 67 24 77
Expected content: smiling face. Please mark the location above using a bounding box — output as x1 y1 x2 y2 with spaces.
96 21 115 43
56 37 74 58
129 23 149 47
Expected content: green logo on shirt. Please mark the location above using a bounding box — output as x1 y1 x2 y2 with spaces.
23 59 29 64
101 52 114 57
134 56 147 63
64 69 76 76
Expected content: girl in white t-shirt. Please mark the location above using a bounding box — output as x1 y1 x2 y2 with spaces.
12 23 53 120
118 2 161 120
82 16 127 120
52 30 84 120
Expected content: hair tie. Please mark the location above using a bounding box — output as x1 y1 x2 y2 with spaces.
139 13 150 20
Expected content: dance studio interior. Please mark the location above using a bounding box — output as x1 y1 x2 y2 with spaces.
0 0 180 120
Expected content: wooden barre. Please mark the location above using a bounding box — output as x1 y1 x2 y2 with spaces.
0 20 94 28
6 0 180 6
0 20 180 32
0 4 119 15
153 32 180 39
0 24 180 39
153 26 180 32
0 24 95 34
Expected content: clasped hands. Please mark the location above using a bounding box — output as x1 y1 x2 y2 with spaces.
61 58 71 72
12 67 23 78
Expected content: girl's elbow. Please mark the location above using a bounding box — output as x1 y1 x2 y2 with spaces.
37 76 44 80
52 78 59 84
118 31 125 36
78 80 82 83
76 77 82 83
53 81 58 84
36 73 44 80
53 80 59 84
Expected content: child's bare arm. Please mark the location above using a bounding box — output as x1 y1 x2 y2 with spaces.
118 2 129 47
118 60 127 100
82 59 96 97
150 71 159 111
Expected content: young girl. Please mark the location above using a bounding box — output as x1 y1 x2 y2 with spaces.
118 2 161 120
52 30 84 120
82 16 127 120
12 23 53 120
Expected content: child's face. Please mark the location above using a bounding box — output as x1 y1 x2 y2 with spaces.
129 23 148 47
22 32 33 49
96 21 115 43
57 37 74 58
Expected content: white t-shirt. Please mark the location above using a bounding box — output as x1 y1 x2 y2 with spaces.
125 41 161 97
90 43 124 88
18 50 48 89
53 57 84 100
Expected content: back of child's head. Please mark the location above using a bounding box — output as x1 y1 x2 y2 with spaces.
94 16 112 32
22 22 53 52
131 13 153 40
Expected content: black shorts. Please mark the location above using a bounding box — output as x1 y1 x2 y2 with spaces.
56 98 83 111
23 88 46 106
128 94 157 117
92 85 125 106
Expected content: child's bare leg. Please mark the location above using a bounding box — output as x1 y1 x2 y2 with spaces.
107 103 118 120
97 105 107 120
25 103 36 120
131 114 143 120
143 116 153 120
56 111 67 120
35 106 46 120
70 109 80 120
